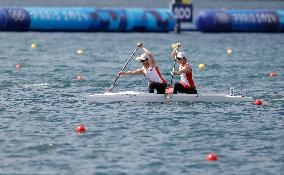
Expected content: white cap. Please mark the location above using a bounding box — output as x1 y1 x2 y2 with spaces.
177 52 186 59
136 53 149 61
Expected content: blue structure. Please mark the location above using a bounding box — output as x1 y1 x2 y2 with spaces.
195 10 284 32
0 7 175 32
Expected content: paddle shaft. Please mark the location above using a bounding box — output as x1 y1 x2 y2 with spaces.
108 46 139 92
164 61 176 97
164 45 180 97
169 45 180 87
169 61 176 87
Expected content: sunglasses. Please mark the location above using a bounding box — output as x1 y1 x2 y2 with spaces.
177 57 185 60
140 59 148 62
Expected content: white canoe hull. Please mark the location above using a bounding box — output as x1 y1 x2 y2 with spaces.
87 91 253 103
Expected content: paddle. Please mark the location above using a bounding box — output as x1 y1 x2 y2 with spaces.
106 45 140 93
165 43 180 98
164 61 176 98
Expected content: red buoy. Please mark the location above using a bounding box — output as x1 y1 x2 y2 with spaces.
269 72 277 77
255 99 263 105
206 153 218 161
16 64 22 69
76 75 84 80
76 125 86 133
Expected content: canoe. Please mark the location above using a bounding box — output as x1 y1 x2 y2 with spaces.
87 91 253 103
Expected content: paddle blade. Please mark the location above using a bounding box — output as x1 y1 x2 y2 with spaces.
164 87 174 99
165 87 174 94
105 85 114 93
105 89 113 93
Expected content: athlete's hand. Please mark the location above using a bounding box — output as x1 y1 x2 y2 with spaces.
137 42 143 48
171 71 180 75
118 71 126 76
176 42 181 47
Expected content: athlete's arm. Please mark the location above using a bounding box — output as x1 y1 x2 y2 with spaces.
118 68 144 76
171 64 191 75
171 42 181 60
138 43 157 67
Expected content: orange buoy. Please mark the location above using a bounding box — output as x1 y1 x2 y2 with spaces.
206 153 218 161
76 125 86 133
269 72 277 77
16 64 22 69
76 75 84 80
255 99 263 105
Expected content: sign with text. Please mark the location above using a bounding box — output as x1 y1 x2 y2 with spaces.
171 3 193 22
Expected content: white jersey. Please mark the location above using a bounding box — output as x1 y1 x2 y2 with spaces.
142 66 166 83
179 64 196 88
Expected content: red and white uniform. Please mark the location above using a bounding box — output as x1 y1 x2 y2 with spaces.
179 64 196 88
142 66 166 83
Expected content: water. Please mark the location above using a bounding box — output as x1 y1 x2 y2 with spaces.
1 1 284 175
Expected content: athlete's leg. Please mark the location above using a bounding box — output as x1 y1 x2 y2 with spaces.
149 82 167 94
191 88 198 94
156 83 167 94
185 88 197 94
148 82 155 93
173 82 184 94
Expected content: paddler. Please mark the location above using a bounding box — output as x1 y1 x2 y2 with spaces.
170 43 197 94
118 43 167 94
